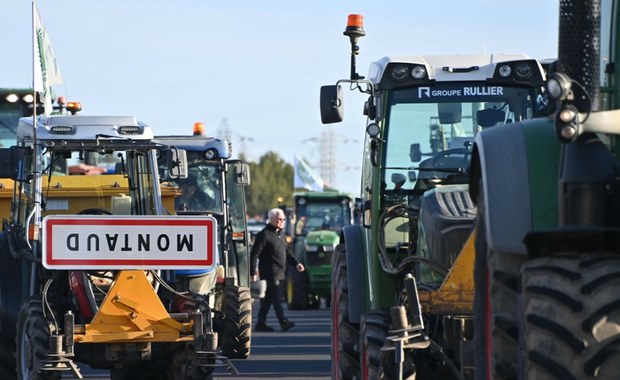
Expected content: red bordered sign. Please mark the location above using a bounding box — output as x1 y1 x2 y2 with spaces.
42 215 217 270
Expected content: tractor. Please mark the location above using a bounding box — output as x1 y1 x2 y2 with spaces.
0 113 242 379
285 190 353 310
155 124 253 360
469 0 620 379
320 14 546 379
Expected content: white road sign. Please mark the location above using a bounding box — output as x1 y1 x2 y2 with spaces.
42 215 217 270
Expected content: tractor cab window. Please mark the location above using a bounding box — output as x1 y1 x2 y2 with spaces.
36 149 149 216
173 162 223 214
382 83 538 194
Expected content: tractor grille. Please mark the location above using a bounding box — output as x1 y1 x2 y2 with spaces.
305 248 333 266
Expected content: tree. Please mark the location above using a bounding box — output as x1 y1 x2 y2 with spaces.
245 151 293 218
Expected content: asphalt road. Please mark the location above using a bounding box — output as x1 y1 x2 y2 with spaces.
214 299 331 379
69 299 332 379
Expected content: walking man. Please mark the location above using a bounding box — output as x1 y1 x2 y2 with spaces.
250 208 305 331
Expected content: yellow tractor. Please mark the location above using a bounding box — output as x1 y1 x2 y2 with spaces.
0 114 228 379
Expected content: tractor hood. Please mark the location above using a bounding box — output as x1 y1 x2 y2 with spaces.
304 230 340 246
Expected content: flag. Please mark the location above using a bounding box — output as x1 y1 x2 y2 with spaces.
294 155 324 192
33 2 63 116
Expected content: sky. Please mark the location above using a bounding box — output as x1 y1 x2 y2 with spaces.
1 1 559 195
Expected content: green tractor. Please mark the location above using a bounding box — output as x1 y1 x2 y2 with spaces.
320 14 546 380
285 190 353 310
469 0 620 379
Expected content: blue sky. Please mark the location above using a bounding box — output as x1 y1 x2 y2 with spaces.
2 1 559 195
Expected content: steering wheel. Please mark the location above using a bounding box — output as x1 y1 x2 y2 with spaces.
78 208 113 215
428 148 471 168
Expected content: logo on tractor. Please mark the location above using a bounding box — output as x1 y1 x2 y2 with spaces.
418 87 431 98
42 216 217 270
418 86 505 98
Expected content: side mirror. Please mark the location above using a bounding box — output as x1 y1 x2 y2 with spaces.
409 143 422 162
476 109 506 128
0 146 32 180
320 85 344 124
234 162 251 186
168 148 188 179
438 103 462 124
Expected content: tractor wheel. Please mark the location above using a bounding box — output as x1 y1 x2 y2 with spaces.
331 244 360 380
221 286 252 359
359 310 390 380
474 179 524 380
521 254 620 380
16 298 60 380
286 264 310 310
360 310 416 380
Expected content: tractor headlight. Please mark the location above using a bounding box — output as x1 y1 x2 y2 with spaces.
205 148 218 160
305 245 319 252
411 65 426 79
546 72 573 101
391 65 409 81
514 63 532 79
118 126 142 134
50 126 74 134
322 245 336 253
380 63 430 88
498 64 512 78
555 104 580 143
5 93 19 103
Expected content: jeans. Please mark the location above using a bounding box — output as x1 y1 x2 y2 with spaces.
257 279 286 324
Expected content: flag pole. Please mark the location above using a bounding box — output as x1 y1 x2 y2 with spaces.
31 0 37 142
31 0 42 241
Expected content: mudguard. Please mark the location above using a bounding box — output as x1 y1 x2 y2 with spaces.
469 117 560 254
341 224 366 324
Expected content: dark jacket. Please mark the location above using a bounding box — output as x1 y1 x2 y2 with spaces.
250 224 299 281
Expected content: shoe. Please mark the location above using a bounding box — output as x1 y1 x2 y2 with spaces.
280 319 296 331
254 321 274 332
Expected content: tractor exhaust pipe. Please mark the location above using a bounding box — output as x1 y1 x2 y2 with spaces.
557 0 600 112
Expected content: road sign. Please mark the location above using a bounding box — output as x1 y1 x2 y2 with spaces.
42 215 217 270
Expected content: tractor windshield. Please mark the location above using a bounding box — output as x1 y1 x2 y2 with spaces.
172 162 223 215
295 198 352 235
382 82 539 193
13 147 164 223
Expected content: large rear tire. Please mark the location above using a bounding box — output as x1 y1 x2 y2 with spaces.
331 244 360 380
474 179 524 380
221 286 252 359
16 298 60 380
521 254 620 380
286 264 310 310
